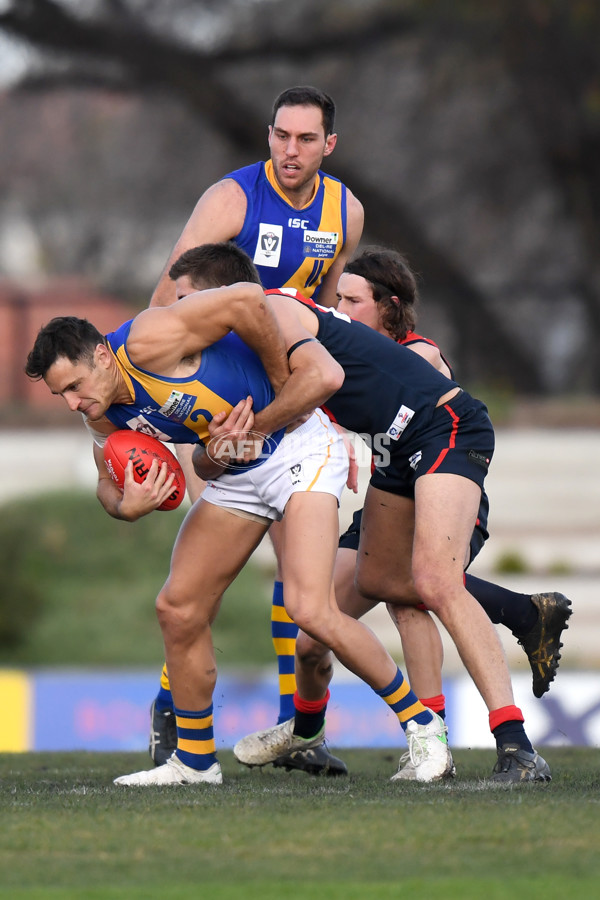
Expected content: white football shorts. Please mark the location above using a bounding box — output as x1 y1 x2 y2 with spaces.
201 409 348 522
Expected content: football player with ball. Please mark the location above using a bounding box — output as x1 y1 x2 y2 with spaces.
26 277 460 786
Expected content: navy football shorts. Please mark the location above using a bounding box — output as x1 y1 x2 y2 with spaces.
367 390 493 565
338 507 362 552
370 390 494 496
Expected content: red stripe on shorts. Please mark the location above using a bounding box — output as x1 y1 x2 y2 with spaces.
425 402 460 474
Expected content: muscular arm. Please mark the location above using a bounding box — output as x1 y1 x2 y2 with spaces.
88 419 126 517
148 178 248 495
94 440 127 516
129 283 290 394
149 179 247 308
252 295 344 435
314 189 364 308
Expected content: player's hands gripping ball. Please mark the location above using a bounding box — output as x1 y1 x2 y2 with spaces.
103 431 186 511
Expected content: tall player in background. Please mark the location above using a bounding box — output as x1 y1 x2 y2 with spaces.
151 85 363 310
147 86 363 775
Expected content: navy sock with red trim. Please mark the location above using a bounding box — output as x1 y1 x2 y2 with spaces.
292 690 330 739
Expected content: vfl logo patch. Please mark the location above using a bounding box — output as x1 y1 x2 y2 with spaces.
290 463 303 484
468 450 491 471
261 232 279 254
254 223 283 267
386 405 415 441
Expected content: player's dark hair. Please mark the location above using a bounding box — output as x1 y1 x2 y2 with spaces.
272 86 336 137
169 242 262 289
344 247 419 342
25 316 106 380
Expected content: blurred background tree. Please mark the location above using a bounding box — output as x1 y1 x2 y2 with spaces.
1 0 600 395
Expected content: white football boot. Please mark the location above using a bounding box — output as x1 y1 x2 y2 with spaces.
114 753 222 786
234 718 325 767
390 711 455 783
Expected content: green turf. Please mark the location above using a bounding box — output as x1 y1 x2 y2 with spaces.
1 748 599 898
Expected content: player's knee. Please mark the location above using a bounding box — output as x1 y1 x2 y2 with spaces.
155 585 206 636
388 602 424 625
411 569 446 614
296 630 330 669
354 568 414 606
289 603 332 644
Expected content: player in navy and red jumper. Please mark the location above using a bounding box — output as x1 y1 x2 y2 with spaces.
284 247 570 780
173 242 556 783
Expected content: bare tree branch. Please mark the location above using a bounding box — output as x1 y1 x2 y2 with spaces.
1 0 593 391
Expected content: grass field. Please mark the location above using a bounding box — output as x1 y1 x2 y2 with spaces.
2 748 599 899
2 493 599 897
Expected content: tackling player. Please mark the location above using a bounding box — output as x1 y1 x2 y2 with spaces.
169 241 555 783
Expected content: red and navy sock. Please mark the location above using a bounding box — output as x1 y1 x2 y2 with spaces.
489 705 533 753
420 693 446 721
292 690 329 739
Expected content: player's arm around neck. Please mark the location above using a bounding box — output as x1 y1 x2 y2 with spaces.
128 283 290 391
253 295 344 435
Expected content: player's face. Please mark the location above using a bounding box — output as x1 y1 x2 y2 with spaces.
44 348 115 420
175 274 196 300
175 274 220 300
336 273 389 336
268 104 337 197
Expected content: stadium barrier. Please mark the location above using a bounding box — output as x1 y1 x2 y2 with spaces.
2 668 599 752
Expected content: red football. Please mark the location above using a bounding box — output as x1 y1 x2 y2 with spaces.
103 430 186 511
